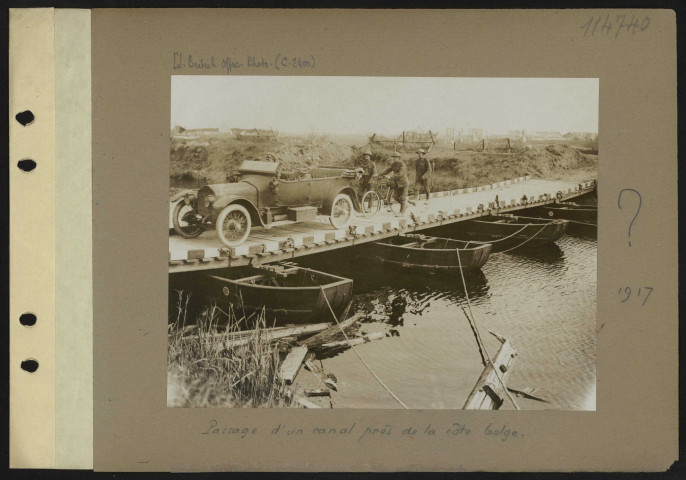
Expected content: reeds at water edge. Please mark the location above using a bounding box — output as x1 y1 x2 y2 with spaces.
167 291 294 408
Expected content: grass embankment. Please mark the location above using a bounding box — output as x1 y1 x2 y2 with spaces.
170 133 598 195
167 292 294 408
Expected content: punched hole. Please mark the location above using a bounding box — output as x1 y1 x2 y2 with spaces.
15 110 35 126
21 359 39 373
19 313 37 327
17 159 37 172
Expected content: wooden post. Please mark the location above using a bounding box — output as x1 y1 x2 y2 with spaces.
402 131 406 148
482 139 485 151
463 337 517 410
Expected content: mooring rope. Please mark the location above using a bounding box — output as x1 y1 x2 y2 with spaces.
561 219 597 227
320 287 409 409
494 223 550 255
461 305 487 366
455 249 520 410
466 224 530 245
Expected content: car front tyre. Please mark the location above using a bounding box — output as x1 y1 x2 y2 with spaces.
329 193 354 229
216 204 252 247
172 200 204 238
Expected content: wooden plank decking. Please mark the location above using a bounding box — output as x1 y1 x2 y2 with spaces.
169 176 596 273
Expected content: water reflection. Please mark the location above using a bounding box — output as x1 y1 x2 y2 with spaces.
498 242 565 266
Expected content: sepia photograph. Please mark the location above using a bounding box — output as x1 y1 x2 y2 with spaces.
167 76 598 410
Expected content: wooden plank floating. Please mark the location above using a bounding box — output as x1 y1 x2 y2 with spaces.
179 322 332 348
280 346 309 384
299 313 363 348
305 389 331 397
169 177 596 271
462 334 517 410
297 397 321 408
319 331 385 349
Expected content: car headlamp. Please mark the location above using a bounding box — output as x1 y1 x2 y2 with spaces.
204 195 215 208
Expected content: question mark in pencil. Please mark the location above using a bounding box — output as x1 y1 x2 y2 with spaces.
618 188 642 247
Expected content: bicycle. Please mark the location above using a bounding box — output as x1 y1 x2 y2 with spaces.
360 176 402 217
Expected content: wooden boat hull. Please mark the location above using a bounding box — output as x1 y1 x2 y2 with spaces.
194 265 353 325
523 202 597 225
433 215 568 252
358 234 492 271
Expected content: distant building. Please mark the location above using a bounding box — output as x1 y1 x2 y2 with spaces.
455 127 483 143
527 131 563 141
171 125 219 137
185 128 219 135
230 128 279 141
563 131 598 142
507 130 525 140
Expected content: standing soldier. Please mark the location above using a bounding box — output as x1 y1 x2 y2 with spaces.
414 148 433 205
380 151 410 216
359 149 376 194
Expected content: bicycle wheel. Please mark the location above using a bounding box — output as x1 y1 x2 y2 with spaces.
386 199 401 215
384 188 402 215
361 190 382 217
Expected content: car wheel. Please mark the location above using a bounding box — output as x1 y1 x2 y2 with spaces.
216 204 252 247
172 200 204 238
329 193 354 229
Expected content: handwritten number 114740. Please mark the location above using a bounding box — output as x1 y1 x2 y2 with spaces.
581 14 650 38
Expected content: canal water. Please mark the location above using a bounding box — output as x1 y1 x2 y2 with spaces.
293 228 597 410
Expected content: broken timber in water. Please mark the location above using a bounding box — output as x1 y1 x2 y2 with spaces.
185 322 332 349
298 313 363 348
318 331 385 349
462 332 517 410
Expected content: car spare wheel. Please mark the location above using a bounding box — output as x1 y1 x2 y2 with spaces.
172 200 204 238
216 204 252 247
329 193 354 229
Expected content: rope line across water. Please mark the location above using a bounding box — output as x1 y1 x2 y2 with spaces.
494 224 550 255
320 287 409 409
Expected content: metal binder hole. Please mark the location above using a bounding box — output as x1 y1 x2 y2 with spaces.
21 359 39 373
19 313 36 326
17 159 37 172
15 110 35 126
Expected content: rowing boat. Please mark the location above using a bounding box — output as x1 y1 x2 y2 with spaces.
431 214 568 252
523 202 597 225
358 234 492 271
193 264 353 325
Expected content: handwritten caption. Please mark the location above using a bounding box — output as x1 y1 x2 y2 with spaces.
173 52 316 74
580 14 650 38
202 419 524 443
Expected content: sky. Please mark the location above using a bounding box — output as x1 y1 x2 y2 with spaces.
171 76 598 136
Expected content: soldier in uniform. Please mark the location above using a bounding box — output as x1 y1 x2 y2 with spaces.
380 151 410 215
359 149 376 194
414 148 433 205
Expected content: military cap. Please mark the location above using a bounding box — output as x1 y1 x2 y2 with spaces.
416 148 426 154
390 152 401 157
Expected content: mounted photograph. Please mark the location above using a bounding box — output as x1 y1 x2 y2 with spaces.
167 76 598 410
